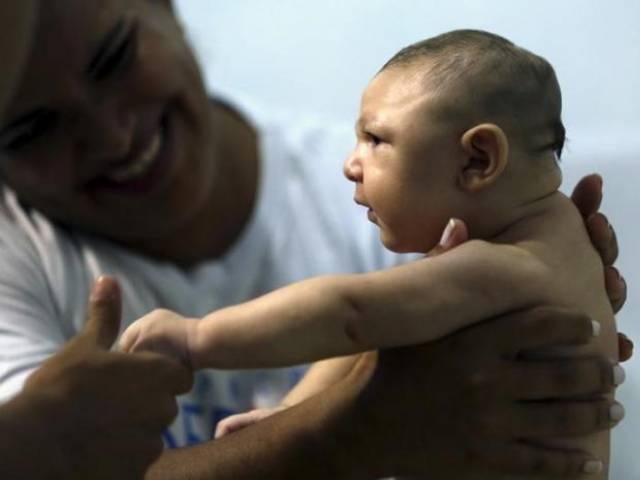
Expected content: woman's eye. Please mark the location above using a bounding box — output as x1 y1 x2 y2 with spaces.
2 112 58 151
92 25 138 81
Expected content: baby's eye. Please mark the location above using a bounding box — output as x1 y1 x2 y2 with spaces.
365 131 382 146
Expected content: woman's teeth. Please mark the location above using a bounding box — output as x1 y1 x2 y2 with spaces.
107 131 162 183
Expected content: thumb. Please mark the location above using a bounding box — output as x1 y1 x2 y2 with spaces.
79 276 123 350
428 218 469 257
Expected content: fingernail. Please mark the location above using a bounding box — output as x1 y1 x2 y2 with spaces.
613 267 621 281
582 459 603 474
625 333 635 348
613 365 626 386
591 320 601 337
609 402 625 422
439 219 456 247
90 276 112 301
592 173 603 189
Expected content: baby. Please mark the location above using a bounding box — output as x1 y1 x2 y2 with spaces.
121 30 618 478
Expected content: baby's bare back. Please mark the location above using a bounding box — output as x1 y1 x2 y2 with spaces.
475 192 618 480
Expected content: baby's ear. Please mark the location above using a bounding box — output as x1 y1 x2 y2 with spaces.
458 123 509 193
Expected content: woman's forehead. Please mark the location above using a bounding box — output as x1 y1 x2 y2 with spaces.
7 0 131 113
36 0 127 54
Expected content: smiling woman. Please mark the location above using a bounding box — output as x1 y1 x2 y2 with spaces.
0 0 255 263
0 5 196 480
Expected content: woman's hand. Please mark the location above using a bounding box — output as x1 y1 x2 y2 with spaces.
571 174 631 360
352 308 623 478
343 216 625 478
19 277 193 480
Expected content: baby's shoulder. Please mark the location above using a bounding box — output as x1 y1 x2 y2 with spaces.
512 195 602 289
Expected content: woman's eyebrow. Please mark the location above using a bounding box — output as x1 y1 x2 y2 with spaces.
86 17 127 77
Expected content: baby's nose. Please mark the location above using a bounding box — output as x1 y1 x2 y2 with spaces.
343 152 362 182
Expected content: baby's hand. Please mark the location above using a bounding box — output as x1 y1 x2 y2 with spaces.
214 405 288 439
119 309 198 368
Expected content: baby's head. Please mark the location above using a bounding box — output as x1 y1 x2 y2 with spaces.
344 29 565 253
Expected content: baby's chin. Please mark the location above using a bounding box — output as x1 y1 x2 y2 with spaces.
379 234 435 255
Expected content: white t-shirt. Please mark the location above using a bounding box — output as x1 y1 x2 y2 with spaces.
0 95 410 448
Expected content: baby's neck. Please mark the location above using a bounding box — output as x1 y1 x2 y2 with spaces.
487 190 568 245
467 160 564 243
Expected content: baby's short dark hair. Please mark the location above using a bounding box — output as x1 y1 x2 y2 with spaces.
382 30 565 158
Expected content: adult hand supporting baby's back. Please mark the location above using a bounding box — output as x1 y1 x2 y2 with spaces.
571 174 626 313
429 175 632 362
341 212 624 478
571 173 631 360
353 306 618 478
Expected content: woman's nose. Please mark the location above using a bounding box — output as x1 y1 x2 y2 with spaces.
79 98 135 164
343 151 363 182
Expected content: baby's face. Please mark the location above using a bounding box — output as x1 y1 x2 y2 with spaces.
344 66 464 253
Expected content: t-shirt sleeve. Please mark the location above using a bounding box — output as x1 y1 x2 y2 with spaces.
0 225 65 403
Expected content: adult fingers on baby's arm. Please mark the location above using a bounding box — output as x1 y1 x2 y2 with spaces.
485 307 595 354
474 441 603 478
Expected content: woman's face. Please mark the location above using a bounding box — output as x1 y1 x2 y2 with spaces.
0 1 37 119
0 0 219 243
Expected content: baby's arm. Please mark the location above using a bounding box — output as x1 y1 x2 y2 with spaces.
282 355 362 406
122 240 549 369
192 240 548 368
215 355 360 438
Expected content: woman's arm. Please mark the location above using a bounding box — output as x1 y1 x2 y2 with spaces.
0 278 193 480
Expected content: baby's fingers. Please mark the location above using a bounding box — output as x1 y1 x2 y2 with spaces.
215 411 263 439
214 407 286 439
118 324 140 353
